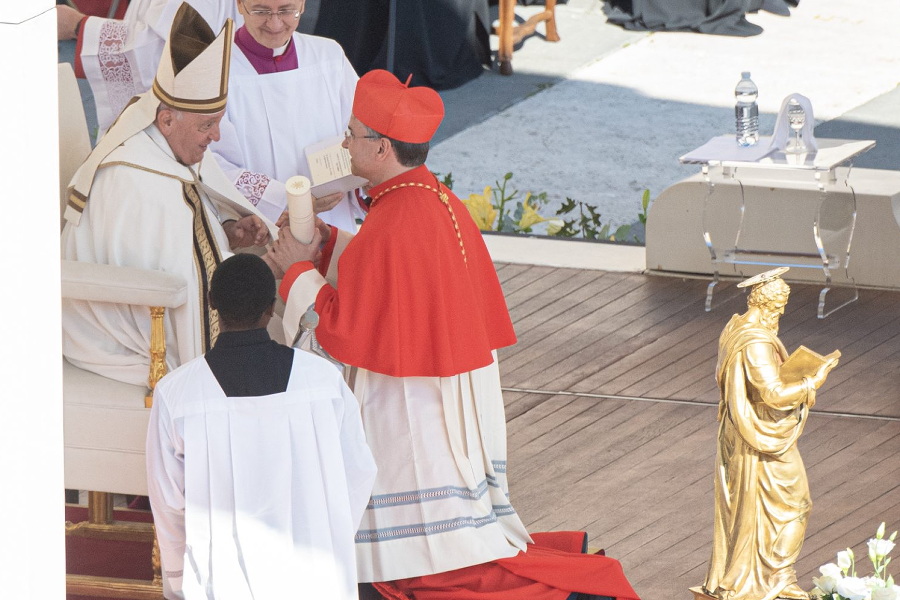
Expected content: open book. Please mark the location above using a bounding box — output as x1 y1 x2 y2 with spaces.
304 135 368 197
781 345 837 383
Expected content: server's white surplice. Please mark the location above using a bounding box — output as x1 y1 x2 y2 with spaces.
147 351 376 600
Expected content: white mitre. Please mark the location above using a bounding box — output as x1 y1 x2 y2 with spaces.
65 2 234 225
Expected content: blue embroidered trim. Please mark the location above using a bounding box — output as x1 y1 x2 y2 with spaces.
356 512 503 543
492 460 507 474
355 503 520 544
367 478 505 509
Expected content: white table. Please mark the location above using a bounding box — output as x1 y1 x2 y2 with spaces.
679 135 875 317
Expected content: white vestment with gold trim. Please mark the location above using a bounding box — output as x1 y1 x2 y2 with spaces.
61 125 274 385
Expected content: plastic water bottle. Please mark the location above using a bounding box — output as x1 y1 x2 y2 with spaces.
734 72 759 147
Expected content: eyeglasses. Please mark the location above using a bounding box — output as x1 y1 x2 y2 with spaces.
241 1 302 20
344 128 380 142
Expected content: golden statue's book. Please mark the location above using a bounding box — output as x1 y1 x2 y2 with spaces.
781 345 830 383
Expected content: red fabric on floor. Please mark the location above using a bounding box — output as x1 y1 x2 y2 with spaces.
374 531 640 600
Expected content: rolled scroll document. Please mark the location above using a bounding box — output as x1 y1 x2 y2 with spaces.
285 175 315 244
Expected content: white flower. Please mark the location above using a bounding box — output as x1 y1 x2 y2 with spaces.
866 576 887 590
871 586 898 600
838 550 854 572
813 575 839 594
869 538 896 561
822 563 844 579
837 577 872 600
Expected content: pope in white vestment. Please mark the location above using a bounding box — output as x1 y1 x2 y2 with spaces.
148 349 375 600
62 5 275 385
62 126 273 385
211 21 365 231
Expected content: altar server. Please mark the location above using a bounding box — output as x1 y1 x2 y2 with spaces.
147 253 376 600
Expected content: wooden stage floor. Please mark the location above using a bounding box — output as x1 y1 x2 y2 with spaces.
495 264 900 600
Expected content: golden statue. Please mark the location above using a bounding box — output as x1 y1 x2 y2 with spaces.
703 268 840 600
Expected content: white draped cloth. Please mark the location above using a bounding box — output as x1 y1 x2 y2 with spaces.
283 263 532 582
61 125 275 386
212 33 364 231
79 0 239 134
147 350 377 600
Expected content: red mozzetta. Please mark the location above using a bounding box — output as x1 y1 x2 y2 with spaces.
280 164 516 377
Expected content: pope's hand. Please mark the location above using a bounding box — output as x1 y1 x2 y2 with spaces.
313 192 343 214
223 215 271 249
269 225 323 273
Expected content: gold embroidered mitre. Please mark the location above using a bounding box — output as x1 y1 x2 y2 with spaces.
65 3 234 225
152 3 232 113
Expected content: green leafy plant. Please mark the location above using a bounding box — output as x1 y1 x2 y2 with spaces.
437 171 650 242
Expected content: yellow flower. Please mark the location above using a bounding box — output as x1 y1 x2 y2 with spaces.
517 193 546 230
463 186 497 230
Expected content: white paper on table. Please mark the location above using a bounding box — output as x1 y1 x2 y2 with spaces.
680 135 775 164
304 135 368 197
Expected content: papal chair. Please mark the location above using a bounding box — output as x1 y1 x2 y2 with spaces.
59 62 185 599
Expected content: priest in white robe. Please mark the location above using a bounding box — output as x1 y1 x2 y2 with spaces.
147 253 376 600
62 4 276 386
210 0 366 231
58 0 240 134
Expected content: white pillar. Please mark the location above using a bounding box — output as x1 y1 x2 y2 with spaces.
0 2 66 598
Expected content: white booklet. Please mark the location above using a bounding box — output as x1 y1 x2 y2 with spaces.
305 135 368 197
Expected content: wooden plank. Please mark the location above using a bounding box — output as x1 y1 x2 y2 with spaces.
503 276 705 391
505 392 900 600
500 271 642 370
492 265 900 600
505 268 609 324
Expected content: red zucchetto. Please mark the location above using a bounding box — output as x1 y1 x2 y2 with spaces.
352 70 444 143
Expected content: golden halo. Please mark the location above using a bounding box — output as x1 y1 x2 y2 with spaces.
737 267 790 288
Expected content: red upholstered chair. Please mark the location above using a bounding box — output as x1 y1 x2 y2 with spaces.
496 0 560 75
